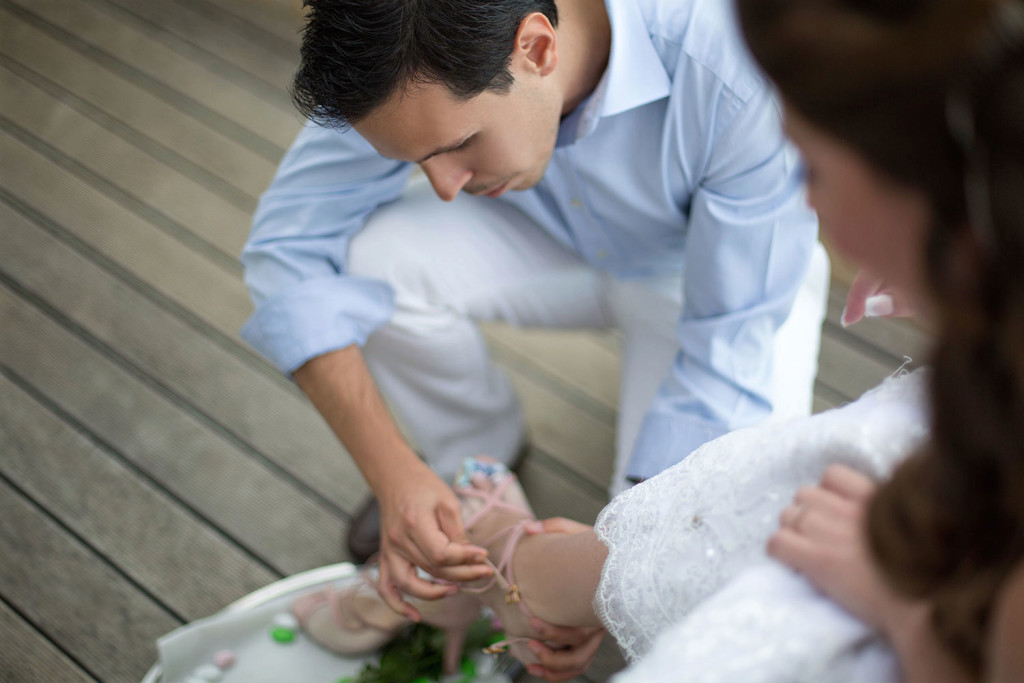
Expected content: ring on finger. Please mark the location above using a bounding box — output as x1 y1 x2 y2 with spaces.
790 503 807 529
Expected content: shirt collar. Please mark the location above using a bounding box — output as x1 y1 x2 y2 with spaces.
572 0 671 140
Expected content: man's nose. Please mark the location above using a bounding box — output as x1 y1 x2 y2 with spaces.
420 158 471 202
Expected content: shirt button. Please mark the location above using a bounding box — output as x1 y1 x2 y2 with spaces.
570 198 583 208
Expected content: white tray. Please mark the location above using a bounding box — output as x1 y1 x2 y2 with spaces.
142 563 512 683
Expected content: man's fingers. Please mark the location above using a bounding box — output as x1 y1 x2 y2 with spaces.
408 521 488 570
386 511 483 570
378 552 454 606
386 519 492 588
821 464 876 502
436 497 471 545
428 560 494 584
376 557 418 619
400 499 486 569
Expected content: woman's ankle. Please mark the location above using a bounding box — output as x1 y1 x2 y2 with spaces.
511 531 605 627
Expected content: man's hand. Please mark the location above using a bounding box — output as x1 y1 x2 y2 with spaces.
293 347 493 617
841 270 915 327
376 458 492 619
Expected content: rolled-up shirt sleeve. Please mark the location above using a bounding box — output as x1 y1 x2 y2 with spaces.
626 87 817 480
241 122 413 374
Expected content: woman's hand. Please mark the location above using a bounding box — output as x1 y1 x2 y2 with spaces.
767 464 918 635
842 270 915 327
769 465 975 682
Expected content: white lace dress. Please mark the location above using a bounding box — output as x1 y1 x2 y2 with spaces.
594 371 929 681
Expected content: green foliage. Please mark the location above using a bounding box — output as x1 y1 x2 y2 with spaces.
346 617 501 683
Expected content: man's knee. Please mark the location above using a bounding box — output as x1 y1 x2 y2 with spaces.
348 202 431 286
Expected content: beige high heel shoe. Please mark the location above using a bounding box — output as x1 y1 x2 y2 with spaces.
291 567 482 673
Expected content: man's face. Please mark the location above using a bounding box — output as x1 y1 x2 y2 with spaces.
354 75 562 201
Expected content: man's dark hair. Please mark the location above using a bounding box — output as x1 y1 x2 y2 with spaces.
292 0 559 127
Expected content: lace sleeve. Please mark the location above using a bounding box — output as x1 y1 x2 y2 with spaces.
593 371 929 662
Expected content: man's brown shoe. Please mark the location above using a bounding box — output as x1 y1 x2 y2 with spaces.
345 496 381 564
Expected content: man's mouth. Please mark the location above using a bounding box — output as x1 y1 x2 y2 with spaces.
484 181 511 198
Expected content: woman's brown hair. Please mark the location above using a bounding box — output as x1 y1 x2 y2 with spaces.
738 0 1024 674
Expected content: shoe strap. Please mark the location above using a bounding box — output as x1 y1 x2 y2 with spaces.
482 634 533 655
458 474 529 530
459 518 535 621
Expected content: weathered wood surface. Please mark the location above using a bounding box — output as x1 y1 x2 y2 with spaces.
0 0 929 681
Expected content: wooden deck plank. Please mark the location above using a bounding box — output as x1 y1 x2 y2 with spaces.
485 325 620 415
0 7 277 199
488 284 928 410
0 0 282 162
825 286 932 364
0 3 937 681
0 370 278 619
0 121 620 504
0 129 253 338
818 326 906 403
0 129 618 502
0 283 345 576
506 365 616 491
0 198 370 513
0 195 618 671
12 0 302 149
0 65 252 261
89 0 297 103
490 315 915 488
0 478 180 683
518 455 607 526
194 0 304 48
0 600 97 683
813 392 838 413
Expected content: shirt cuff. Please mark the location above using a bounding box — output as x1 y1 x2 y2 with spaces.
626 411 730 481
241 275 395 374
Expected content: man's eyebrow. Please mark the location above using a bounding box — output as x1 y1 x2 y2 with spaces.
415 135 471 164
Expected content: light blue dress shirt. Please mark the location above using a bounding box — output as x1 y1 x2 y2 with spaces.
241 0 818 481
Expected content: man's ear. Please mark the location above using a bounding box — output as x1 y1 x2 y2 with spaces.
513 12 558 76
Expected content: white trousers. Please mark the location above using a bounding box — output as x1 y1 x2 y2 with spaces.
349 179 830 494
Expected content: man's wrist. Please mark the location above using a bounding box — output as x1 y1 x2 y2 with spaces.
364 445 428 498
